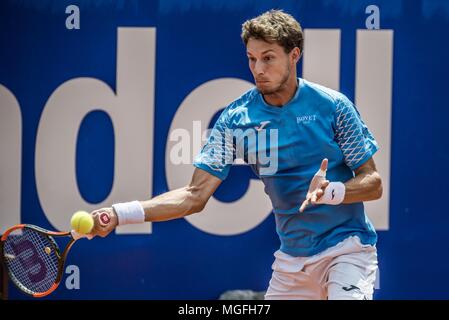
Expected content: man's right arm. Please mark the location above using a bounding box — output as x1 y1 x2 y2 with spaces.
89 168 222 237
141 168 222 222
90 104 234 237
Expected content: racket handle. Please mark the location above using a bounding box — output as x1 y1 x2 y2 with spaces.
71 230 94 240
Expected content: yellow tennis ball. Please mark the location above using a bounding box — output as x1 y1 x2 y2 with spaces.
71 211 94 234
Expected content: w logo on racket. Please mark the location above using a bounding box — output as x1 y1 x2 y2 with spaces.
1 224 92 297
10 238 48 283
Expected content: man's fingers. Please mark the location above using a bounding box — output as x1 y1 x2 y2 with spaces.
301 188 326 211
91 213 105 237
299 199 310 213
320 158 328 172
89 208 117 238
302 160 329 211
315 189 325 203
311 192 318 205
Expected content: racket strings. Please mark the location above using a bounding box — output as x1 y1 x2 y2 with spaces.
3 228 60 294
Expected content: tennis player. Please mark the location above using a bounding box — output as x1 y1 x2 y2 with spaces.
89 10 382 300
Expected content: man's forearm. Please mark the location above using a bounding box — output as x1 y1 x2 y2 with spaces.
139 186 205 222
342 170 382 204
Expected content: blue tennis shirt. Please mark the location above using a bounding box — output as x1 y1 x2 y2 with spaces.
193 78 378 257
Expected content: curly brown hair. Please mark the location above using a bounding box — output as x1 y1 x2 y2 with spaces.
241 9 304 55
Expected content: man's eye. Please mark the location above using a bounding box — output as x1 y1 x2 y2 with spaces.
264 56 274 62
248 57 256 62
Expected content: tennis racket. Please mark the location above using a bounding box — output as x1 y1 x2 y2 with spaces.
0 224 92 298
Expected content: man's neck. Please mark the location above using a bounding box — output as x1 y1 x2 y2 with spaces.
263 76 298 107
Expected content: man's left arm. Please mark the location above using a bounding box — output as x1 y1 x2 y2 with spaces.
300 96 383 212
342 157 382 203
299 157 382 212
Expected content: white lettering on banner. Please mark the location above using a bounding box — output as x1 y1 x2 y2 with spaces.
166 78 273 236
35 28 155 234
0 85 22 233
355 30 393 230
303 29 341 91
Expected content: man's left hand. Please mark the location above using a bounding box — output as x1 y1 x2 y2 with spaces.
299 158 329 213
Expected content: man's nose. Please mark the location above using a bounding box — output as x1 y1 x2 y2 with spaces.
254 60 264 75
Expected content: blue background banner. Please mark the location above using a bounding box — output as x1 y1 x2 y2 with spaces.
1 0 449 299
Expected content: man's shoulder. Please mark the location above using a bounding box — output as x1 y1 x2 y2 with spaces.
302 79 349 106
221 87 259 123
226 87 259 111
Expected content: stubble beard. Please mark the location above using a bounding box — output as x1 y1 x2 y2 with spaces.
259 63 291 96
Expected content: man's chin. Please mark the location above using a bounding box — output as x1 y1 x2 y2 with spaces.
257 84 276 95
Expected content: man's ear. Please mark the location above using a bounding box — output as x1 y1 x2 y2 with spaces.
291 47 301 63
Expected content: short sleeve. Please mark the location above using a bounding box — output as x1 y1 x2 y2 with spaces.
193 110 235 180
334 97 379 170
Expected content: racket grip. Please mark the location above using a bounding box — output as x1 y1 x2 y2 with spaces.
71 230 94 240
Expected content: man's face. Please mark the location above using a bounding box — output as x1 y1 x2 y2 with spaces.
246 38 297 95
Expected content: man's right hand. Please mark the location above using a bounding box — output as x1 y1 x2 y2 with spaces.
89 207 119 238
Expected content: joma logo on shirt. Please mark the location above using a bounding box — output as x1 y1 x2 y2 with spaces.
297 115 317 124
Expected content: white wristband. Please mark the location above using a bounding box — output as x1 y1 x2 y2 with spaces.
317 182 345 205
112 201 145 225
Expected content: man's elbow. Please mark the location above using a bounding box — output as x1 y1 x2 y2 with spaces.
372 173 383 200
190 200 207 214
185 191 208 216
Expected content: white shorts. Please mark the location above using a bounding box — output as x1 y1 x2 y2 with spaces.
265 236 378 300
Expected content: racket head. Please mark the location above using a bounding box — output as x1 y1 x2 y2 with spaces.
1 224 72 298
